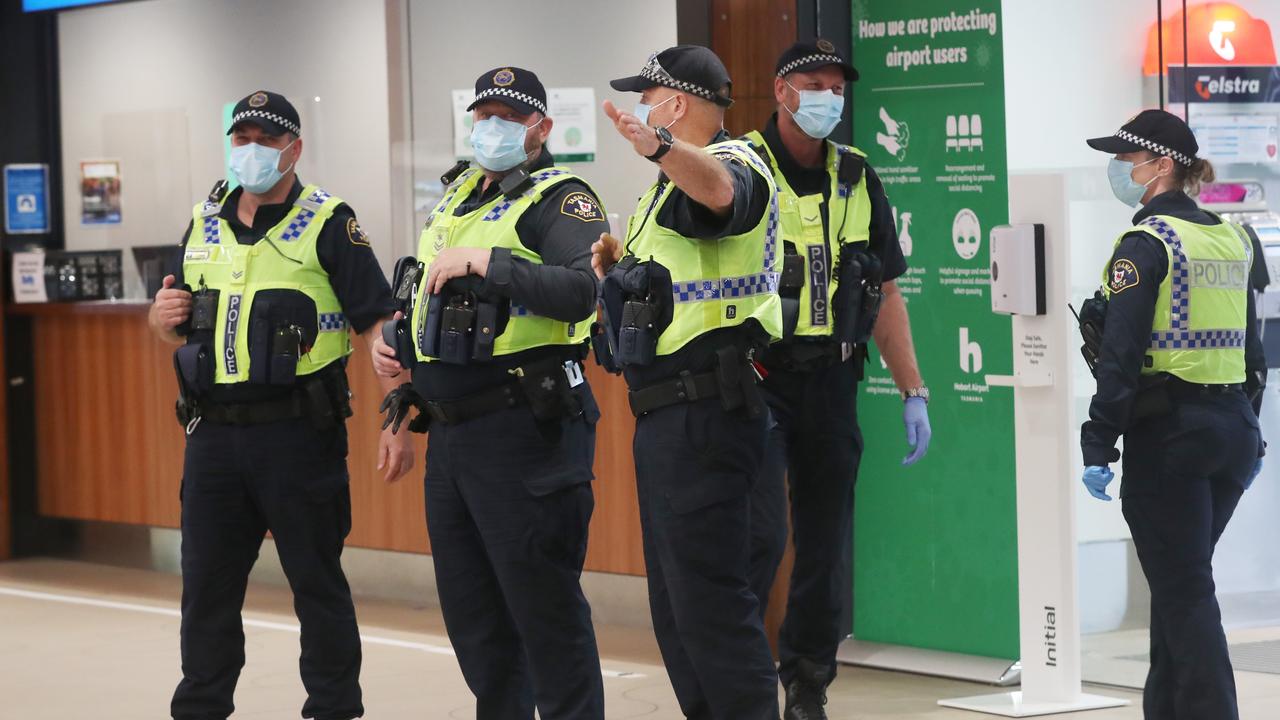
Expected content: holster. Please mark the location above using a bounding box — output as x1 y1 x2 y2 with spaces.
1131 374 1173 422
512 355 584 422
173 344 211 427
383 316 416 370
714 345 764 418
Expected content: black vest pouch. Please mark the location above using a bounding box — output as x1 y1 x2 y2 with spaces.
421 276 510 365
779 253 805 340
833 246 885 349
174 343 214 395
247 290 319 385
831 250 864 347
601 257 673 368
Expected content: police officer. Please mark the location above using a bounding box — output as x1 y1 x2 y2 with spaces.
740 40 930 720
148 90 414 720
371 67 605 719
594 45 782 720
1081 109 1266 720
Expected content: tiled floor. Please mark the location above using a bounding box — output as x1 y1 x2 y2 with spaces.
0 558 1270 719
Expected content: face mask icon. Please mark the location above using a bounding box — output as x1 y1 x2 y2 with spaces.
952 208 981 260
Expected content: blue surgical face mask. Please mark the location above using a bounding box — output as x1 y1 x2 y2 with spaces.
1108 157 1159 207
785 82 845 139
470 116 541 172
229 139 296 194
634 94 676 128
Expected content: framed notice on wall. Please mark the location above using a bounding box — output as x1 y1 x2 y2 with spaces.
80 160 121 225
3 163 50 235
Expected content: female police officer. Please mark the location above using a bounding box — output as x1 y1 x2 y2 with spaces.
1082 109 1266 720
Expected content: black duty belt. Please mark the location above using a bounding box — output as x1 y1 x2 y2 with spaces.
201 392 309 426
1165 377 1244 398
423 381 526 425
762 341 843 373
628 370 721 416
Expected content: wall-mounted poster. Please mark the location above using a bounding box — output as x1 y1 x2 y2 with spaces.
80 160 121 225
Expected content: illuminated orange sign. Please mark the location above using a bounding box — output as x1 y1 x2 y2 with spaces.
1143 2 1276 75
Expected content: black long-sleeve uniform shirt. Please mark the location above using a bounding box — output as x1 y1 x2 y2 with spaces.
176 178 396 404
412 148 604 400
1080 190 1265 466
621 129 773 389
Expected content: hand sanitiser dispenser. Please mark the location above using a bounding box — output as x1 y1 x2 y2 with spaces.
989 223 1046 316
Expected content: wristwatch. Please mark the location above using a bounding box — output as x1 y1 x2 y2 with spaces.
646 126 674 162
902 386 930 403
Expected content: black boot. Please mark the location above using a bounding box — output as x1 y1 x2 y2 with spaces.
783 658 830 720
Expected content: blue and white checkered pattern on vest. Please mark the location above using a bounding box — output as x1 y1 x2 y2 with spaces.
277 189 332 242
671 146 781 304
200 189 332 245
318 312 347 332
481 169 571 222
200 201 222 244
1141 216 1246 350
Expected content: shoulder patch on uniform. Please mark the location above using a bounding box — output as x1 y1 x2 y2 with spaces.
713 150 746 166
1109 258 1140 294
560 191 605 222
346 217 370 246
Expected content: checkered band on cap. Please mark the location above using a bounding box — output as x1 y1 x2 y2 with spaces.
1116 130 1193 166
230 109 300 136
472 87 547 115
777 53 845 77
640 57 720 103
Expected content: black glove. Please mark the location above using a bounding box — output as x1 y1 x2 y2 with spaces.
379 382 429 434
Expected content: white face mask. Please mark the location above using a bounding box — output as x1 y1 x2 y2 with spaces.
1107 156 1159 207
229 139 296 194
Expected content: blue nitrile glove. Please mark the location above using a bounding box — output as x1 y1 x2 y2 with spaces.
1246 458 1263 490
903 396 932 466
1082 465 1115 501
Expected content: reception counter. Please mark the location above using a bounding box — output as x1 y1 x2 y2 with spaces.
10 301 647 576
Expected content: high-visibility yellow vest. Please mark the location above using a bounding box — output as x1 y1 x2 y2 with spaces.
623 139 782 356
742 130 871 338
182 185 351 384
1103 214 1251 384
412 166 597 362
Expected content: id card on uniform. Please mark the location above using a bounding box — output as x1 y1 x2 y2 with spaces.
563 360 585 388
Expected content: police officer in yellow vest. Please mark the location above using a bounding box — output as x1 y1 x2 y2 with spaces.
740 41 930 720
371 68 605 719
593 45 782 719
1082 109 1266 720
147 91 414 720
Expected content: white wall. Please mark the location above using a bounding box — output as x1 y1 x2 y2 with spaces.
59 0 396 288
405 0 678 258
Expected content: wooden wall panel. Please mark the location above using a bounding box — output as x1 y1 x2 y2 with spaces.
711 0 798 136
21 305 646 576
709 0 800 646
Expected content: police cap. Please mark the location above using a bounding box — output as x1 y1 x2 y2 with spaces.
227 90 301 137
1086 109 1198 166
610 45 734 108
466 67 547 116
775 39 858 81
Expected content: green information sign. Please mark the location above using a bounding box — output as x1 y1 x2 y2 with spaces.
851 0 1017 659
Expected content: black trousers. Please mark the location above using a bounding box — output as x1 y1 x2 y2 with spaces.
171 419 362 720
424 388 604 720
747 359 862 688
634 397 780 720
1120 390 1260 720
